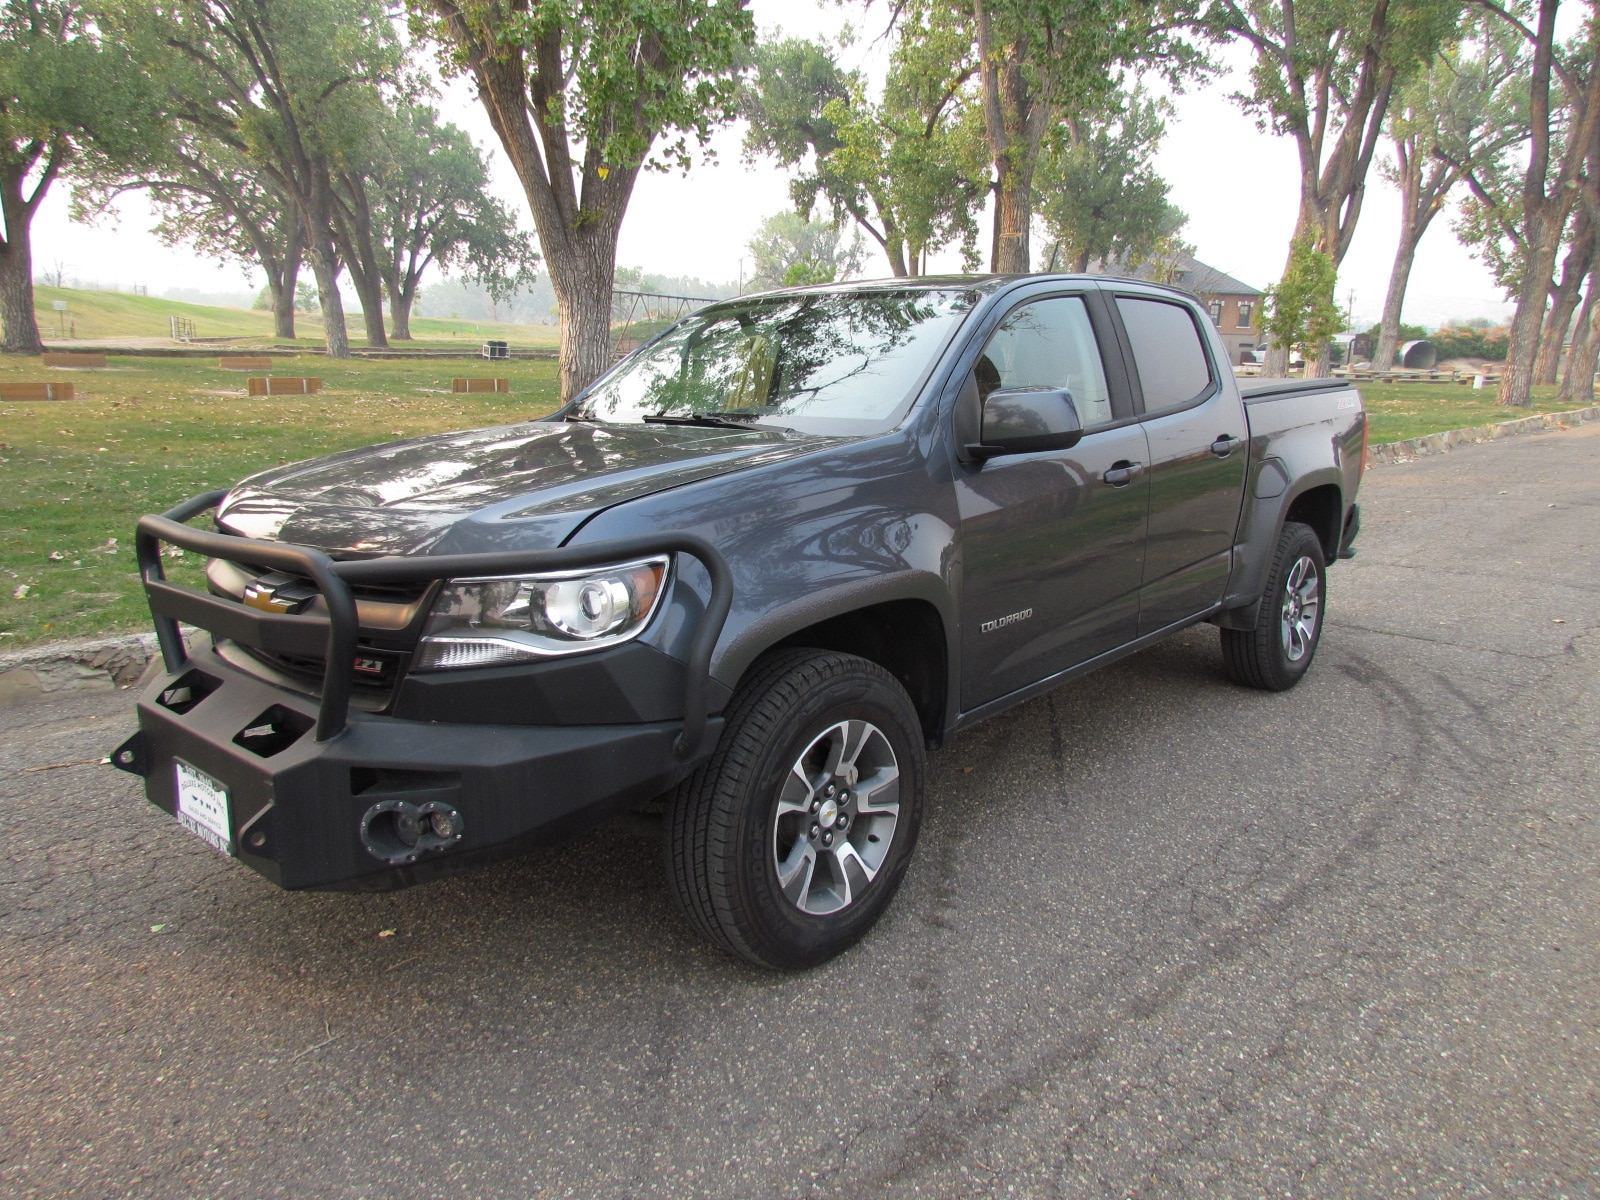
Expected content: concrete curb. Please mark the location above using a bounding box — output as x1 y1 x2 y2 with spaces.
0 631 162 708
1368 404 1600 466
4 404 1597 705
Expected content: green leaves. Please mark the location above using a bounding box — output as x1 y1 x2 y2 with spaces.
746 211 863 290
1035 88 1186 273
744 23 987 276
415 0 754 175
1261 232 1342 357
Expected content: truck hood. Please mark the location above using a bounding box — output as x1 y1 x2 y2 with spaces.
216 419 842 555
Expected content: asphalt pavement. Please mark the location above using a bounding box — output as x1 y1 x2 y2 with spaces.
2 424 1597 1199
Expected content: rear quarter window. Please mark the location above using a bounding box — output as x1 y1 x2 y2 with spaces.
1116 297 1214 414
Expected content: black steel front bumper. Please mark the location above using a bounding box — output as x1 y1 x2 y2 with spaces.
114 491 731 891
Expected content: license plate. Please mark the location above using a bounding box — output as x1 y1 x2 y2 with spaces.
175 761 234 856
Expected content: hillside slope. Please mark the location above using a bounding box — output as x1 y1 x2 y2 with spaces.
31 285 559 348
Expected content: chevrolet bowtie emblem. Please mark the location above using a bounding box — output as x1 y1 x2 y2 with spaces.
243 578 310 614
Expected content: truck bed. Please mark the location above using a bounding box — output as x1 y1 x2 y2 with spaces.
1237 377 1355 403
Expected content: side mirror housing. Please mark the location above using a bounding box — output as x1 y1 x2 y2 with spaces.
966 387 1084 460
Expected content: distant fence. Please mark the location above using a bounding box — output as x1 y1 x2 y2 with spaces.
610 289 716 358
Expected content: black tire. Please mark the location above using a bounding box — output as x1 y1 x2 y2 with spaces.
665 649 926 969
1222 520 1327 691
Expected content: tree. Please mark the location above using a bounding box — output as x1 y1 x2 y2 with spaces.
1210 0 1463 375
79 136 307 338
1373 18 1525 370
411 0 754 403
743 21 987 278
1034 87 1187 273
127 0 404 358
345 104 538 341
965 0 1196 273
0 1 153 352
1451 0 1600 406
746 211 865 289
1260 231 1342 365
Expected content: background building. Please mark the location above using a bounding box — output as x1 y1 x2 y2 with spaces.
1090 252 1264 365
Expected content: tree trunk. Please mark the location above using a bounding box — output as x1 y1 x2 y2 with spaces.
273 217 304 340
273 269 297 340
0 164 45 355
992 165 1034 274
389 288 414 341
1374 230 1421 372
1499 219 1563 406
345 264 388 349
1558 265 1600 406
330 173 389 349
1534 217 1592 385
885 234 910 278
0 233 42 355
548 238 619 402
306 241 350 360
973 3 1048 275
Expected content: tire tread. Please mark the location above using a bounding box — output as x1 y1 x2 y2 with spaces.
665 649 922 967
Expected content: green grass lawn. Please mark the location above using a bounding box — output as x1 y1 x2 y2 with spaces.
34 284 560 350
0 350 1586 649
0 354 561 646
1357 381 1576 443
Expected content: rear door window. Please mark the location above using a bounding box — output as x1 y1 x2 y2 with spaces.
1115 297 1214 414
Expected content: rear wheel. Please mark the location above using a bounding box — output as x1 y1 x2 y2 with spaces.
1222 520 1326 691
665 649 926 969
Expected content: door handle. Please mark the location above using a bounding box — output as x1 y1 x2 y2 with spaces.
1211 434 1241 457
1103 461 1144 487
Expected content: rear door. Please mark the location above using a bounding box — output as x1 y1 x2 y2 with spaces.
956 290 1150 710
1110 294 1249 634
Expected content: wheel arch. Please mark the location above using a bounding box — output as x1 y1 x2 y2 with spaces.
1282 481 1344 561
714 577 954 746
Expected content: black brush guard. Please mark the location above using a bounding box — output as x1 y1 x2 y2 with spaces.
135 490 733 755
116 490 735 890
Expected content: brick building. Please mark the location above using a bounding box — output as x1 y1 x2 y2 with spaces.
1088 252 1264 365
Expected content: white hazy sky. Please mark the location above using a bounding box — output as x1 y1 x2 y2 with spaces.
36 1 1515 329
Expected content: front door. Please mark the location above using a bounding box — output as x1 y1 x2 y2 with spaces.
956 294 1151 711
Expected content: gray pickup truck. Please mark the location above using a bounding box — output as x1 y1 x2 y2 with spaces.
115 275 1364 968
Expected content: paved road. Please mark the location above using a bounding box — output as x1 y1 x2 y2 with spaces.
3 426 1597 1199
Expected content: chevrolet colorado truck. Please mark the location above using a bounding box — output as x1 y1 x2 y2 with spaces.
114 275 1365 969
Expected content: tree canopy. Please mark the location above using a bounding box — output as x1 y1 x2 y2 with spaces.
122 0 405 356
1034 88 1187 274
411 0 755 400
746 210 865 289
0 0 157 352
744 25 986 277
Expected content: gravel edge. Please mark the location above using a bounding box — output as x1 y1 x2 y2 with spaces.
1367 403 1600 466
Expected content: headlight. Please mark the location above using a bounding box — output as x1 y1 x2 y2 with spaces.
414 556 670 670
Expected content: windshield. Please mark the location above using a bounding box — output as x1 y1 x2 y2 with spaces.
572 288 978 435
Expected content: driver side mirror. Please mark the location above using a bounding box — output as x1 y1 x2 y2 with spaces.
966 387 1084 461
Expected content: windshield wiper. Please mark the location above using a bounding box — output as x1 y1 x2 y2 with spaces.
642 412 792 431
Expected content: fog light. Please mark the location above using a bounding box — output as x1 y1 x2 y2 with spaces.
360 800 466 865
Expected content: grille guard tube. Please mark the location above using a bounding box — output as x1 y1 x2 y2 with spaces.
135 490 734 753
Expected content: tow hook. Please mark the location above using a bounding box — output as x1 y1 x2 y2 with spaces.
110 732 150 777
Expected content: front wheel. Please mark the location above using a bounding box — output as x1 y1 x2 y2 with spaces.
1221 520 1327 691
665 649 926 969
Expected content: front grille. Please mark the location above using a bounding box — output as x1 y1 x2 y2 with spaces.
233 560 433 607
